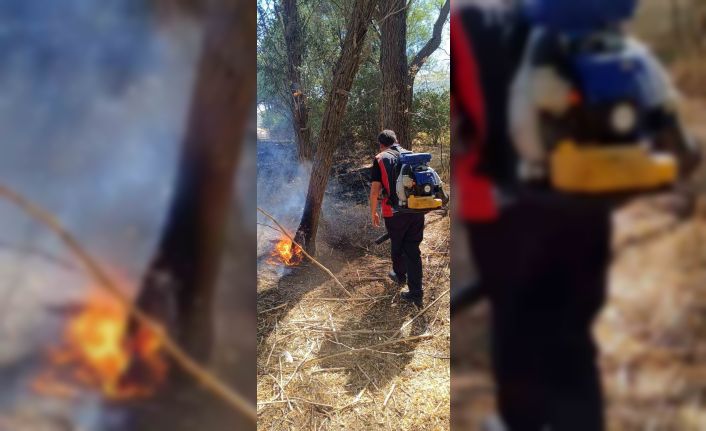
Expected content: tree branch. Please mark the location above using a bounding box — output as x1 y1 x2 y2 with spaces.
408 0 449 79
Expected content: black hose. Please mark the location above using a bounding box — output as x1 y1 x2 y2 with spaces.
451 282 488 316
374 233 390 244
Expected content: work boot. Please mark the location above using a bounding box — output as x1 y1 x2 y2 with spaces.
400 291 423 308
388 270 406 286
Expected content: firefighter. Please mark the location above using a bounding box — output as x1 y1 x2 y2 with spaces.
370 130 426 307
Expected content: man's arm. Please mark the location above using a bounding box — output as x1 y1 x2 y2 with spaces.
370 181 382 227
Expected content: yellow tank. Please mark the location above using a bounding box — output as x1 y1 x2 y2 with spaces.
408 195 443 210
550 141 677 193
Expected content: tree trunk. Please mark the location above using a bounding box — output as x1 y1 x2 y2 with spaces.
380 0 410 148
294 0 377 254
134 0 255 363
281 0 313 161
379 0 450 151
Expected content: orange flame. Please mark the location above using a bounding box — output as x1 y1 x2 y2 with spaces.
269 237 303 266
33 292 167 400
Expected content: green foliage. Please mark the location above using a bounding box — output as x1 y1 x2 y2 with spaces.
259 108 291 139
412 88 450 145
257 0 448 149
407 0 446 57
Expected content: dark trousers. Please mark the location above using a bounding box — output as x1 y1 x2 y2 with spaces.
384 212 425 298
469 192 612 431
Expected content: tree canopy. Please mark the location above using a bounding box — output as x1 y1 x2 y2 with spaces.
257 0 449 149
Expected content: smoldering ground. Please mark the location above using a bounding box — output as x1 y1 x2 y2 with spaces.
256 139 311 260
255 138 371 269
258 133 451 260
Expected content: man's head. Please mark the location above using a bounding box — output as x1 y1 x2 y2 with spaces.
378 130 397 150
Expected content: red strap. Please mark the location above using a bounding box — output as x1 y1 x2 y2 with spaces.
452 16 486 149
377 156 394 218
451 11 498 222
453 152 498 222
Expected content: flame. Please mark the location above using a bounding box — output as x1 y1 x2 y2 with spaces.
269 237 303 266
33 292 167 400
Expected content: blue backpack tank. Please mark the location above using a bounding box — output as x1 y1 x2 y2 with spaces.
524 0 655 143
523 0 638 34
515 0 680 193
394 152 448 212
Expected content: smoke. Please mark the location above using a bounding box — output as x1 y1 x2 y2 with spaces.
0 0 202 281
256 140 311 260
0 1 203 427
255 135 375 269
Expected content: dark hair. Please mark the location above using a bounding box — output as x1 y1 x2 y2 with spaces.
378 130 397 147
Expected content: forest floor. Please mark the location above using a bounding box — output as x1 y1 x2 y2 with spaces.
451 99 706 430
256 140 451 430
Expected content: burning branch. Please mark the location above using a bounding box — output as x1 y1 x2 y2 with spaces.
0 184 256 424
257 207 352 297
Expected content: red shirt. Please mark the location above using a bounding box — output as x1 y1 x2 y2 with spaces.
452 12 499 222
370 144 404 218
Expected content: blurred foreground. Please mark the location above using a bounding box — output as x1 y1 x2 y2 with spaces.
0 1 256 430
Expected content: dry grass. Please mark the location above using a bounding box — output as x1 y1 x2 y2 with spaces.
672 57 706 100
257 209 450 430
413 133 451 183
598 199 706 430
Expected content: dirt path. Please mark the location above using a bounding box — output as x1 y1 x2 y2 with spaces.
257 212 450 430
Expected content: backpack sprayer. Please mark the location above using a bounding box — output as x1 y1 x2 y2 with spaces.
452 0 701 317
511 0 689 194
375 151 449 245
396 152 449 211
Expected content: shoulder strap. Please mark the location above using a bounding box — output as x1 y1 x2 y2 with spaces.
386 145 412 158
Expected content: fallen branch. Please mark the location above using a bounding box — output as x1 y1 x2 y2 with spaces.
383 382 396 408
257 397 337 410
0 184 256 424
260 303 289 314
302 333 433 367
393 288 450 339
257 207 352 297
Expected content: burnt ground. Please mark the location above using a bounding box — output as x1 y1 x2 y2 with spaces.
256 140 451 430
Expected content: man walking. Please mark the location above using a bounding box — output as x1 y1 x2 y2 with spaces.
370 130 425 307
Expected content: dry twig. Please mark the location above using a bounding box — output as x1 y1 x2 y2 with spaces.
0 184 257 423
393 288 450 339
303 334 433 367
